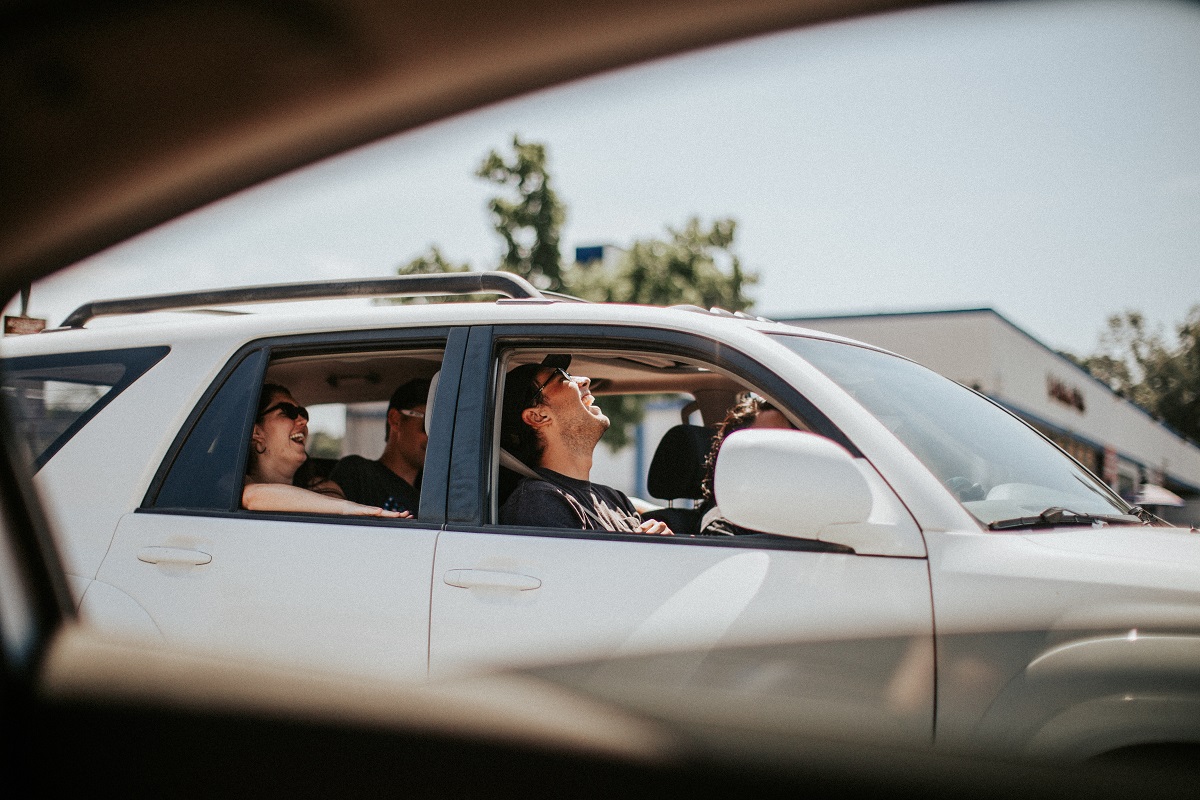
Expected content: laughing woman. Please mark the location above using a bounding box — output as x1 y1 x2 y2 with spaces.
242 383 404 517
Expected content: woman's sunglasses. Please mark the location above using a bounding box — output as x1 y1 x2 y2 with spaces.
260 401 310 421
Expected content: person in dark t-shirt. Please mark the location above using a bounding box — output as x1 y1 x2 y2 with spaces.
331 379 429 516
498 355 672 535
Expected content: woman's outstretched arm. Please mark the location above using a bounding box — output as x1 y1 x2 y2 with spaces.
242 482 407 517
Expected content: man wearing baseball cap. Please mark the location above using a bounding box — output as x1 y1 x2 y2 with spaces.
331 378 429 515
499 354 673 535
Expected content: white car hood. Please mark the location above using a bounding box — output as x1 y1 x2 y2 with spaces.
1022 526 1200 567
1018 527 1200 629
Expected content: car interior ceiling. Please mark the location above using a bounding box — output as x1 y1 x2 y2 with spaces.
264 350 445 407
265 346 767 426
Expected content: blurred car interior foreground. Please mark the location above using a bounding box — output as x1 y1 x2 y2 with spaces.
4 0 1200 796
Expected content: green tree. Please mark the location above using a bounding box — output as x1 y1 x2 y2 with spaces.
391 246 478 303
395 137 759 449
398 246 471 277
1075 307 1200 443
570 217 755 310
476 135 566 291
395 138 757 312
308 430 344 460
566 217 758 450
1144 308 1200 443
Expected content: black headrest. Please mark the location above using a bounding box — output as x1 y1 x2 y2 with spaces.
646 424 715 501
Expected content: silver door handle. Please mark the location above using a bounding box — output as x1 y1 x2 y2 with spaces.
443 569 541 591
137 547 212 566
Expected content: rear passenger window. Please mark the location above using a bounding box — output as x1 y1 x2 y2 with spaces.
146 341 445 517
149 349 266 512
1 346 169 470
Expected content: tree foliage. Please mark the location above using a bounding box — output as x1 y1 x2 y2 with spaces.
398 245 471 277
398 136 756 311
391 246 480 304
1074 307 1200 444
476 135 566 291
570 217 755 310
395 136 759 449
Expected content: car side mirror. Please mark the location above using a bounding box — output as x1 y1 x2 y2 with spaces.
715 429 872 539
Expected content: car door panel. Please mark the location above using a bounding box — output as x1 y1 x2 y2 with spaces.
427 322 935 740
99 512 438 680
429 530 934 741
89 327 467 679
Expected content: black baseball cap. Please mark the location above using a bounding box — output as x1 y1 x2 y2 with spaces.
500 354 572 460
388 378 431 412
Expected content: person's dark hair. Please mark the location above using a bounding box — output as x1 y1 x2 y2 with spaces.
388 378 431 413
250 383 293 470
256 383 292 418
701 392 771 503
500 355 571 468
385 378 431 441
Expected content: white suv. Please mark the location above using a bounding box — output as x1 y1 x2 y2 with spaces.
4 272 1198 761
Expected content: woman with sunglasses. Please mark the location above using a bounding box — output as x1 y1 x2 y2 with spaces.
242 383 404 517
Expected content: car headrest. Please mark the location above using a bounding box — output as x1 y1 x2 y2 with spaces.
425 370 439 435
646 424 716 501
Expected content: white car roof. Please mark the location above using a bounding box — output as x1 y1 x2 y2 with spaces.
0 293 880 358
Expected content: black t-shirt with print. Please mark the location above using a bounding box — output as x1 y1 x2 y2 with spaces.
499 467 641 531
330 455 420 515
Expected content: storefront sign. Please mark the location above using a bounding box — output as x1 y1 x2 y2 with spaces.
1047 374 1085 412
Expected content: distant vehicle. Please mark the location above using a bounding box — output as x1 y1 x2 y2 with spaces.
5 271 1198 762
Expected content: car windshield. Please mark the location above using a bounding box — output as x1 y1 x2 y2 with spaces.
773 334 1131 527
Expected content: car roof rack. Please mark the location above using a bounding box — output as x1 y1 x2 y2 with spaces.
59 272 545 328
669 304 775 323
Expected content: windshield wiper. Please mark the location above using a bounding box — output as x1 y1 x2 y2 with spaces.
1126 505 1171 526
988 506 1144 531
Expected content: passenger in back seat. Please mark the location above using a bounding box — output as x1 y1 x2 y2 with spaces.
331 379 430 516
242 383 404 518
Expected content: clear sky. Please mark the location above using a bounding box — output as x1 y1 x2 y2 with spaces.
12 0 1200 356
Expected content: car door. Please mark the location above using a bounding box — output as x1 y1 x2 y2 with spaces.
427 324 935 744
92 329 466 681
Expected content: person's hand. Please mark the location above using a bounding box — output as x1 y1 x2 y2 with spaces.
343 501 407 518
636 518 673 535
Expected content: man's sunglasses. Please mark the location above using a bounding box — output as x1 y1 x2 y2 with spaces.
528 367 573 405
259 401 309 421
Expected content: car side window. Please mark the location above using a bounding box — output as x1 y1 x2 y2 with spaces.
149 349 265 511
148 342 445 517
491 344 815 535
2 346 169 472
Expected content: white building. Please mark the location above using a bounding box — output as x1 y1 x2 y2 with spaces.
782 308 1200 527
